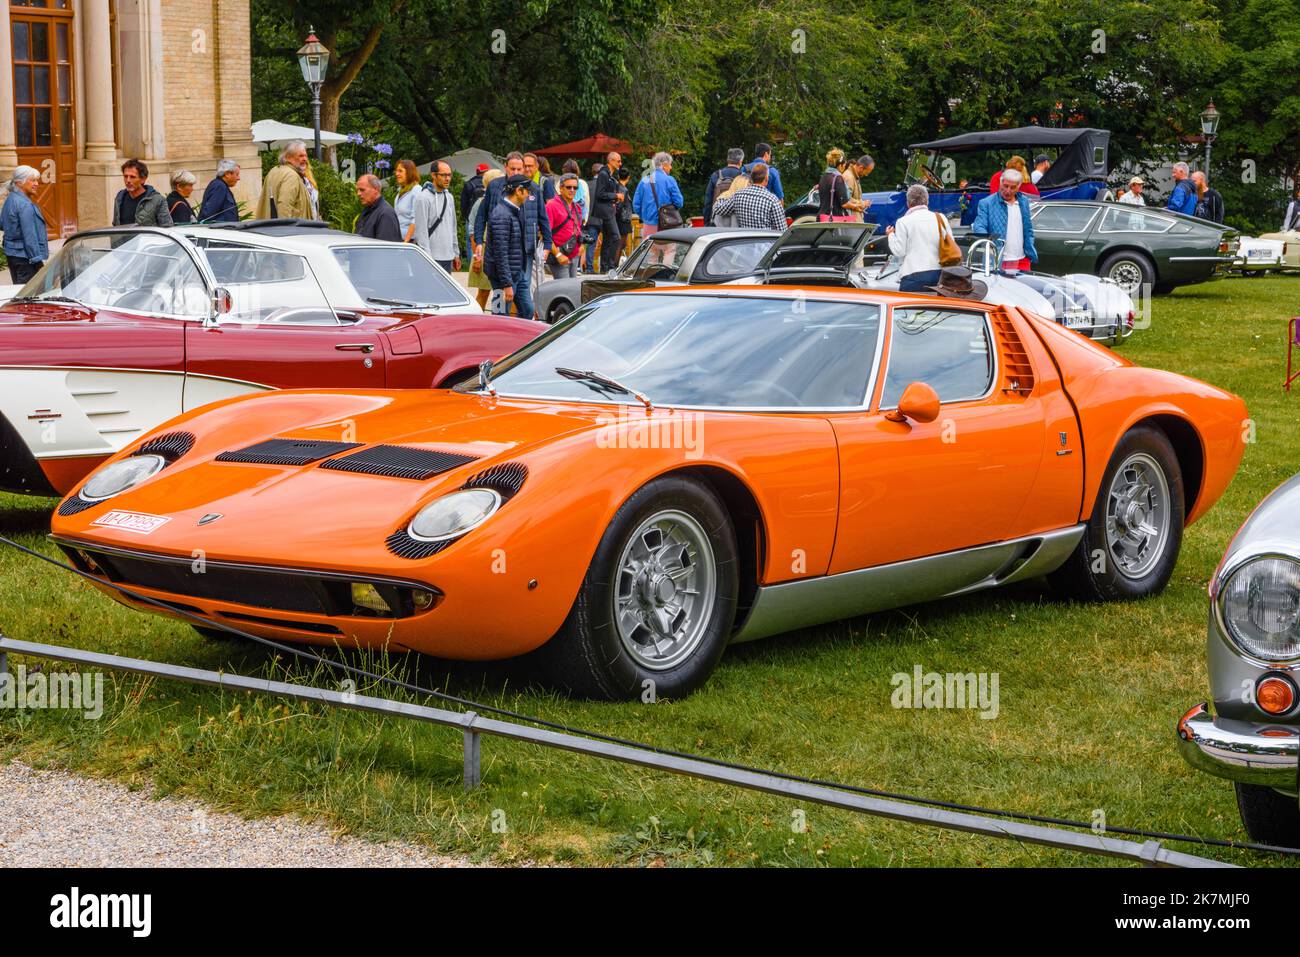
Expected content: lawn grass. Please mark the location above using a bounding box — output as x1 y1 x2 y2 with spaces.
1 275 1297 867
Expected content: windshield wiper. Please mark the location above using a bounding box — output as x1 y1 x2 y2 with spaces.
555 367 653 411
8 294 93 312
365 296 439 311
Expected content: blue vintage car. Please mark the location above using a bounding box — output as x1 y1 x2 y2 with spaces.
788 126 1112 231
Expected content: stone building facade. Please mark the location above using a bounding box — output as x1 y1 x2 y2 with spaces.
1 0 262 237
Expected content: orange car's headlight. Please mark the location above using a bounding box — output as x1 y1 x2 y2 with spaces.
408 488 502 543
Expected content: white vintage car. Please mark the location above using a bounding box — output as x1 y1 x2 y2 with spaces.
1231 236 1288 275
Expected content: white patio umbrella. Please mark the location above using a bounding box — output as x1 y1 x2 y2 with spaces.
418 147 504 179
251 119 350 152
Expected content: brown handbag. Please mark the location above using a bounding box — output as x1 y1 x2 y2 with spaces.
936 213 962 267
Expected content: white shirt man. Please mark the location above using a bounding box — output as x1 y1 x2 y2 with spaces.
1002 199 1025 265
424 162 460 268
1119 177 1146 206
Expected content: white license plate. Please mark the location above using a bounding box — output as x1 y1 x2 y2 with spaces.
1248 249 1272 259
91 510 171 535
1064 313 1091 328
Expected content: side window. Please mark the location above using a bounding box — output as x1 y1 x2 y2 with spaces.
1030 205 1096 232
880 308 994 408
1100 207 1171 234
697 240 775 280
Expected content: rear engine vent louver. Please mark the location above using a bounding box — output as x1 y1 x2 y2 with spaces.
992 313 1036 395
385 462 528 559
215 438 362 466
135 431 195 462
319 445 478 480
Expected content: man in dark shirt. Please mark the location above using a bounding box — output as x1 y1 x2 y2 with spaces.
354 174 402 241
460 162 488 261
591 152 625 272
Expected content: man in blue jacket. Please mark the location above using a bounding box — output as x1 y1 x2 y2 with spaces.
484 174 534 318
971 168 1037 271
473 151 555 278
1 166 49 285
743 143 784 201
198 160 242 223
702 148 745 225
632 152 684 235
1166 162 1197 216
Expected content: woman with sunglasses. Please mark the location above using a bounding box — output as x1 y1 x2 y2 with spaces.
545 173 584 279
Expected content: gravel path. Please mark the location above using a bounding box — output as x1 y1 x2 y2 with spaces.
0 760 478 867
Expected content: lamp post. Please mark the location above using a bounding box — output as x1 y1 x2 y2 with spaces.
297 27 331 161
1200 101 1220 175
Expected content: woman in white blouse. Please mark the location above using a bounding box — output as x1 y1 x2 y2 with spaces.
886 184 943 291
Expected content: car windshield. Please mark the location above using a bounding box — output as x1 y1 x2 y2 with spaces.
331 245 467 306
16 232 211 317
618 239 692 280
481 293 882 409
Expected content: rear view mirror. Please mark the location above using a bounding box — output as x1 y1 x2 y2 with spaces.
885 382 940 424
205 286 233 327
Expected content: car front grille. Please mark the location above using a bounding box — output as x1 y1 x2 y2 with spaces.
59 543 438 620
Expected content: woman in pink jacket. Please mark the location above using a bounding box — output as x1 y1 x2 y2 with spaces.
545 173 584 279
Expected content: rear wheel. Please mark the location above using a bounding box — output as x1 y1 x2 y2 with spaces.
1049 425 1184 601
1235 783 1300 847
531 475 738 700
547 298 573 324
1099 250 1155 297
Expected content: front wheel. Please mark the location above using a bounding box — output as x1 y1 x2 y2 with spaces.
531 475 738 700
547 298 573 324
1235 783 1300 847
1049 425 1184 601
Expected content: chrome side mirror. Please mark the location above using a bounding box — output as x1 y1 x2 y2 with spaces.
206 286 233 327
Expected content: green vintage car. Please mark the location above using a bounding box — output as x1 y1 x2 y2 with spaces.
954 200 1238 295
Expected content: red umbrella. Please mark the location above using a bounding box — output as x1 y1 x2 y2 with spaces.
533 133 634 161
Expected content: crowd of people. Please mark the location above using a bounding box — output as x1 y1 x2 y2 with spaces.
0 134 1238 312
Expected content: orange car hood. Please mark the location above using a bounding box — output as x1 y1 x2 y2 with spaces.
55 389 671 566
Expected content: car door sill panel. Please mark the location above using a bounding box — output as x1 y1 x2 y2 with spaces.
730 524 1085 643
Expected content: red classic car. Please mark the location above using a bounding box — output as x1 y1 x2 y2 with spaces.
0 222 544 498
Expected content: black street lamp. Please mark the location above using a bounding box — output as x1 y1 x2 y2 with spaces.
1200 101 1220 174
297 27 331 161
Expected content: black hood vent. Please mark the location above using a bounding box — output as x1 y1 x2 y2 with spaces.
319 445 478 480
216 438 361 466
57 496 98 516
135 431 195 462
462 462 528 500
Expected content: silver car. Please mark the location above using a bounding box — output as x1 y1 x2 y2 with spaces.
533 227 779 324
1177 473 1300 846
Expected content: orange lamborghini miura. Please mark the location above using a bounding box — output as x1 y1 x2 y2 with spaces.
50 287 1247 699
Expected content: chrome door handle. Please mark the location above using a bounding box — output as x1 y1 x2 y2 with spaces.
1064 240 1084 245
335 343 375 353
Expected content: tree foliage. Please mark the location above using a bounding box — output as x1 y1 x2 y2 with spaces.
253 0 1300 229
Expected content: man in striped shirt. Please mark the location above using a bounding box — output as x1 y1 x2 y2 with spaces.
709 164 787 232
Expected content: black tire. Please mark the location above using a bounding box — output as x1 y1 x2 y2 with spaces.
1098 250 1155 296
530 475 738 700
437 368 479 389
547 298 573 324
1235 783 1300 847
1049 425 1184 602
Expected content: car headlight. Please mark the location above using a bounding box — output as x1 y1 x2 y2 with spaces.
1219 556 1300 662
80 454 166 501
407 488 502 542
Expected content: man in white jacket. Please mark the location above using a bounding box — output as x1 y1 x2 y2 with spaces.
886 185 943 291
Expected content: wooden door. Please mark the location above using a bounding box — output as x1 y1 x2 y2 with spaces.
10 1 77 239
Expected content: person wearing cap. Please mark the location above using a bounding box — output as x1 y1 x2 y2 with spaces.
1119 176 1146 206
461 162 490 262
1031 154 1051 185
484 173 536 318
971 167 1037 272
